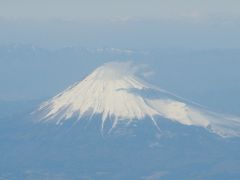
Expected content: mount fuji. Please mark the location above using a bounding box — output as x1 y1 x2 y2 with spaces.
1 62 240 179
36 62 240 137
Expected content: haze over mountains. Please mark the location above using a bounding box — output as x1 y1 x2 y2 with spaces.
1 45 240 179
1 0 240 179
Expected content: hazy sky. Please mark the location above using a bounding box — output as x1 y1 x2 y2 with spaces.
1 1 240 49
1 0 240 20
1 1 240 108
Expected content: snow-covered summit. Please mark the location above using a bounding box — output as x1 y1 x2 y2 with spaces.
38 62 159 126
37 62 240 137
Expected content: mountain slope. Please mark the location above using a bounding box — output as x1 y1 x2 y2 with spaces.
36 62 240 137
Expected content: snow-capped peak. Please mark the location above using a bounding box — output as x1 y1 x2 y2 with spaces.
37 62 240 137
38 62 159 127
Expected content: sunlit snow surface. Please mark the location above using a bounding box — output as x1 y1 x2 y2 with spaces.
37 62 240 137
